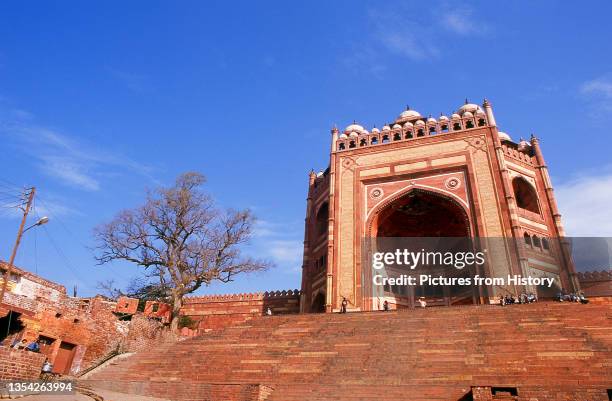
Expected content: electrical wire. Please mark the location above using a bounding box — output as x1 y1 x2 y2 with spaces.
0 177 23 190
36 195 132 281
40 223 92 288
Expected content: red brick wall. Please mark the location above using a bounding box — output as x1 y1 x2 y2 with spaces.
578 270 612 297
0 348 46 380
22 297 129 374
143 300 172 323
181 290 300 332
123 314 172 353
115 296 139 314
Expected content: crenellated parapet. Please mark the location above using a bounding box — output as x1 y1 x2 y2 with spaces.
184 289 301 304
577 270 612 281
335 101 490 152
501 140 536 166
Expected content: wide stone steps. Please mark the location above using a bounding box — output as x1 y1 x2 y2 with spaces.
82 302 612 401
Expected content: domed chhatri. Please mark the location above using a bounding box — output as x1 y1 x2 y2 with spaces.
395 106 422 122
498 131 512 142
334 99 500 147
457 99 483 116
518 138 531 151
344 122 367 135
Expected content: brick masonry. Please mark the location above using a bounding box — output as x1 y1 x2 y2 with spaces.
83 302 612 401
1 262 174 376
0 347 46 380
180 290 300 333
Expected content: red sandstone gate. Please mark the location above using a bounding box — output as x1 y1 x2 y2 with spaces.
365 188 481 308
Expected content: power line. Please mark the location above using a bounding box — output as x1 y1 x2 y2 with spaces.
0 177 23 190
40 222 93 290
36 196 134 282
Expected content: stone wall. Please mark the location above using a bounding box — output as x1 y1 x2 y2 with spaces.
578 270 612 297
123 314 171 354
181 290 300 333
0 347 46 380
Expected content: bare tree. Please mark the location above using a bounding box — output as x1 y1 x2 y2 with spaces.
94 172 271 330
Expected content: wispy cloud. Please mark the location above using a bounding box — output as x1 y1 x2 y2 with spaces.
0 108 155 191
556 169 612 236
581 77 612 98
579 74 612 118
267 240 303 266
253 219 284 238
250 219 303 274
367 7 441 62
441 6 488 36
343 5 488 76
377 32 440 61
106 67 154 94
34 195 81 219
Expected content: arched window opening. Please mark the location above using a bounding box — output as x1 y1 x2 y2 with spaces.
405 131 413 139
429 126 436 134
512 177 540 214
338 143 345 150
319 254 327 271
359 139 367 147
478 118 486 127
524 232 532 246
382 135 389 143
349 141 356 148
441 124 449 133
532 235 541 248
315 202 329 237
542 238 550 251
393 133 401 141
453 123 461 131
417 129 424 137
311 292 325 313
371 137 378 145
466 120 474 129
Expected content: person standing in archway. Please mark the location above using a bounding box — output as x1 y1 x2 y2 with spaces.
340 297 348 313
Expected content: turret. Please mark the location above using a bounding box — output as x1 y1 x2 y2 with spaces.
483 98 497 127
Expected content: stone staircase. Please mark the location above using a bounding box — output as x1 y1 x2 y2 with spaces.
81 302 612 401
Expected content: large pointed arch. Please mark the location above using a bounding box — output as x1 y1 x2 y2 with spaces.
365 186 473 238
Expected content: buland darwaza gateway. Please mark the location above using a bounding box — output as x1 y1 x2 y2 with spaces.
3 99 610 401
300 99 578 313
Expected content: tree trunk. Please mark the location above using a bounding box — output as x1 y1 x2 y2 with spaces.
170 293 183 333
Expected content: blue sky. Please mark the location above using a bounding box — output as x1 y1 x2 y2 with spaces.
1 1 612 297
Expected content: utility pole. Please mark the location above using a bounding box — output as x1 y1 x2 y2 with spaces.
0 187 35 305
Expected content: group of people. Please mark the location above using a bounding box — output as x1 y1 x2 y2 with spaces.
1 337 54 377
5 337 42 352
556 290 589 304
338 297 428 313
500 292 537 306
